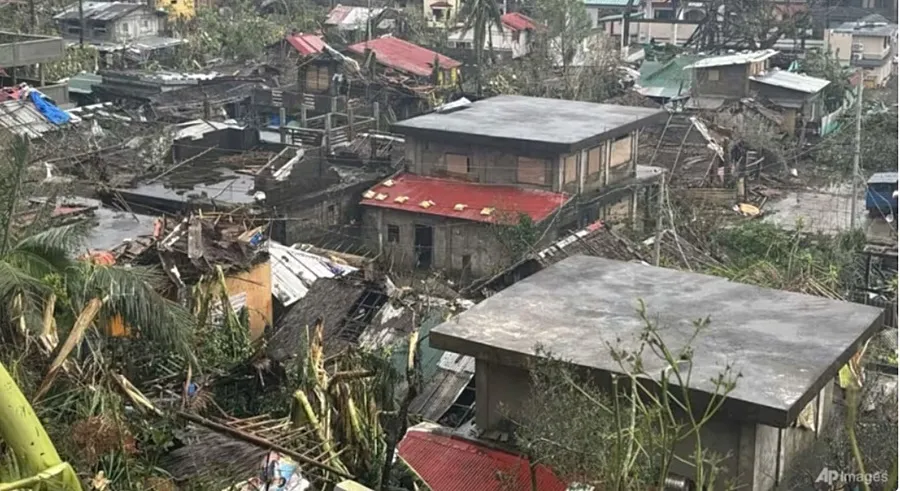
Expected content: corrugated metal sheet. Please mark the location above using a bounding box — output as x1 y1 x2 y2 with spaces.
269 241 357 307
398 428 568 491
54 2 144 22
0 99 58 138
347 36 461 77
325 5 384 30
360 173 568 224
869 172 898 184
750 70 830 94
285 33 325 56
684 49 778 69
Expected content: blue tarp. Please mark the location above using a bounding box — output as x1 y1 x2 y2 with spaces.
29 90 70 125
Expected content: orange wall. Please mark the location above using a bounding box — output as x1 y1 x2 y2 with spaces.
222 261 273 341
106 261 273 341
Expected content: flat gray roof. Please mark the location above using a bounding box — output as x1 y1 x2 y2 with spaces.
391 95 666 155
431 256 883 427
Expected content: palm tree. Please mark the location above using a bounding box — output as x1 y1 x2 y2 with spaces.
0 135 196 487
458 0 503 96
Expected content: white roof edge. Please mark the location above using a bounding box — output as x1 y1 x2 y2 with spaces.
684 49 779 70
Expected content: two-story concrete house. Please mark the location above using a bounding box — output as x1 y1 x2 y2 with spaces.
54 2 181 55
826 14 898 88
359 95 665 278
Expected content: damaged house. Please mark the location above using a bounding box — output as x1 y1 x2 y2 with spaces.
54 2 182 61
360 95 666 278
685 50 833 136
108 213 273 339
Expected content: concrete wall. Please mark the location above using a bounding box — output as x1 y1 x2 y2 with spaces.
407 136 557 191
0 33 65 67
825 30 855 62
407 134 635 195
473 358 837 491
863 58 895 87
693 64 753 99
362 207 518 277
859 34 892 60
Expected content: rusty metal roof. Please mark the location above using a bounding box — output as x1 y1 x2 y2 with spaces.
359 173 569 225
347 36 461 77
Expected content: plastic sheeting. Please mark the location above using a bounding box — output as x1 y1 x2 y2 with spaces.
29 90 70 125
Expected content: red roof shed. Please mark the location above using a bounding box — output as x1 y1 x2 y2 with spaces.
347 36 462 77
398 429 568 491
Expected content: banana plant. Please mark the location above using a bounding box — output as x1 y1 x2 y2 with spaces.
0 362 81 490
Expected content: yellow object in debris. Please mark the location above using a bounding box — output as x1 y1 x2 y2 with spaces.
382 179 395 187
394 196 409 203
362 190 376 199
419 200 435 209
480 207 494 216
735 203 761 217
453 203 467 211
375 193 388 201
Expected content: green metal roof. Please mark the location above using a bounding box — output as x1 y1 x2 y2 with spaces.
638 54 704 99
67 72 101 95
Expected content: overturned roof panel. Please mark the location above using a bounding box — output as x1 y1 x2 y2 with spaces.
325 4 384 30
269 241 358 307
750 70 831 94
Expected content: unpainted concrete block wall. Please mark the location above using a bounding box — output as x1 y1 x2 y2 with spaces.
694 64 752 99
361 207 515 277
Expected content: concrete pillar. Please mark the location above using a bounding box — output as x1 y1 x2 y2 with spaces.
300 104 307 128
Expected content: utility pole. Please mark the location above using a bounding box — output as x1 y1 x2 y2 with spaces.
653 171 665 266
78 0 84 46
850 71 864 230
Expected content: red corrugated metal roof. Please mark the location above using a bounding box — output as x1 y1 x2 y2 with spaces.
347 36 462 77
285 33 325 56
501 12 538 31
359 173 568 224
398 430 568 491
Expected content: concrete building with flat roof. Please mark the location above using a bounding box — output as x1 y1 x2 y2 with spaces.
430 255 884 491
362 96 666 278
